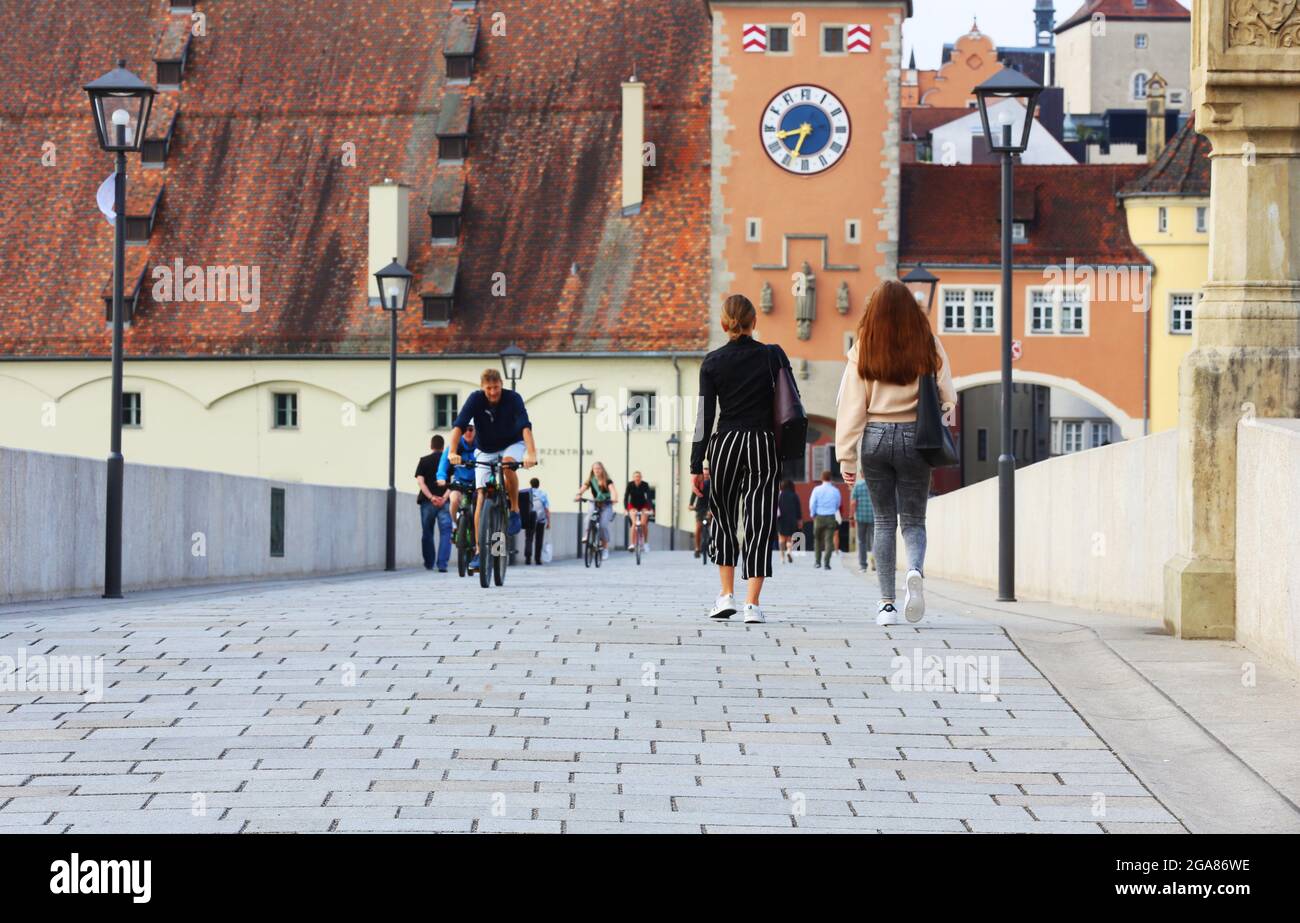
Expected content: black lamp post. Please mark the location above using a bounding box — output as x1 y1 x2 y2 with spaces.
666 433 680 551
975 68 1043 604
499 344 526 391
571 384 593 555
84 60 155 600
375 258 413 572
902 264 939 315
621 403 637 548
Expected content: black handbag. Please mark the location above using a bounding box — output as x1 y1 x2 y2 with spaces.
768 345 808 461
914 372 959 468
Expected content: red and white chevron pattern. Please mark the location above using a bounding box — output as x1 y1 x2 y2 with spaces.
742 23 767 52
847 24 872 53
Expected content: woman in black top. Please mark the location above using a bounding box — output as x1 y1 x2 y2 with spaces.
776 480 803 564
691 294 793 625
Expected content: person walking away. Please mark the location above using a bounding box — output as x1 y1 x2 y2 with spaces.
809 470 841 570
691 293 791 624
835 279 957 626
525 477 549 564
852 474 876 573
625 471 654 553
776 480 803 563
415 435 452 573
689 466 712 558
575 462 618 560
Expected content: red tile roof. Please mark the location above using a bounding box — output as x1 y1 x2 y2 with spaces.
0 0 711 358
899 163 1150 266
1119 120 1211 198
1057 0 1190 34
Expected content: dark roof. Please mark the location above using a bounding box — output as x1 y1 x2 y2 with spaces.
1057 0 1190 34
901 107 975 139
0 0 711 359
1119 120 1211 198
900 163 1150 266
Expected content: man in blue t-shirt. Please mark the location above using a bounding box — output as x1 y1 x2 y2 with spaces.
447 368 537 542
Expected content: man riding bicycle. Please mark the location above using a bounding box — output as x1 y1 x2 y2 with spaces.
436 423 478 568
624 471 654 553
446 368 537 556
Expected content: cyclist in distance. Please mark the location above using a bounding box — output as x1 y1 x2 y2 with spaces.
624 470 654 554
437 423 478 569
575 461 618 561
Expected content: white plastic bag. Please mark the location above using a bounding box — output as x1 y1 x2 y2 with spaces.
541 541 553 564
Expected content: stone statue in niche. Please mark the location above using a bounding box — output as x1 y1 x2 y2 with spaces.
1229 0 1300 47
794 260 816 341
760 280 773 314
836 281 850 315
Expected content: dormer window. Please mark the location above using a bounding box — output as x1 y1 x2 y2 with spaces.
141 95 178 168
421 253 460 326
125 175 165 245
428 165 465 243
103 257 148 324
444 14 478 84
154 17 193 89
436 92 471 162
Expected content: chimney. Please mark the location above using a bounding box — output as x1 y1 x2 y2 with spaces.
368 179 409 303
1146 73 1168 164
621 74 644 217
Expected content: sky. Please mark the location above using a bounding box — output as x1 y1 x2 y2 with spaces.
902 0 1192 70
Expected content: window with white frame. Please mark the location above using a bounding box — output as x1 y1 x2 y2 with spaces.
845 219 861 244
972 288 996 332
1029 287 1088 335
1170 293 1195 334
1135 33 1148 49
1158 206 1168 232
1029 288 1054 333
433 393 459 429
1062 421 1084 454
1059 287 1086 334
746 217 761 242
942 288 967 332
1089 421 1112 448
1134 72 1149 100
272 392 299 429
767 25 790 53
822 25 845 54
1012 222 1028 243
629 390 656 430
121 391 142 428
1195 206 1207 233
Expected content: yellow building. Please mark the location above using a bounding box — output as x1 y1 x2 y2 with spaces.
1119 121 1211 433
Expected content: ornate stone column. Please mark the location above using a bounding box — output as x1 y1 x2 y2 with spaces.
1164 0 1300 638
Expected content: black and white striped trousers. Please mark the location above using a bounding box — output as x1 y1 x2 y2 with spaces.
707 430 780 579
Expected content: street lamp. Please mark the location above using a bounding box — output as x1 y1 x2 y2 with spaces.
621 402 637 548
499 343 526 391
84 60 155 600
666 433 680 551
375 258 413 572
975 68 1043 603
902 264 939 315
571 384 593 554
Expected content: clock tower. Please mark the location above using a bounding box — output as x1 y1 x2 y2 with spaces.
707 0 912 428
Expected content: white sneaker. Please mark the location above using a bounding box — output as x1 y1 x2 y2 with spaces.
903 569 925 623
602 548 610 560
743 604 765 624
709 593 737 620
875 602 900 626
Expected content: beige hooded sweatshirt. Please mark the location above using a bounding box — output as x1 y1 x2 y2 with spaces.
835 336 958 477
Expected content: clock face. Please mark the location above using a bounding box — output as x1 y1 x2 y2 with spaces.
760 85 851 175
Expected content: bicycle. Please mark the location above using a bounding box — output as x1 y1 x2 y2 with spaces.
450 482 477 578
473 458 520 588
627 507 651 566
577 498 606 569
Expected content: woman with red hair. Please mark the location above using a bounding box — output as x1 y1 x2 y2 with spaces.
835 280 957 626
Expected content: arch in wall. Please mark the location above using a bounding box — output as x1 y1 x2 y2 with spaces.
952 369 1143 440
56 373 207 408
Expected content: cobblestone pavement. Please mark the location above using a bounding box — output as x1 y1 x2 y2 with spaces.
0 548 1184 833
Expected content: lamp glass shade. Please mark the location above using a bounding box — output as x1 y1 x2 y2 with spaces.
974 69 1043 155
500 344 527 381
374 258 413 311
84 61 155 153
666 434 680 458
901 264 939 312
571 384 593 415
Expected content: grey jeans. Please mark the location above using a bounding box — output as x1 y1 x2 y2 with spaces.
859 422 932 601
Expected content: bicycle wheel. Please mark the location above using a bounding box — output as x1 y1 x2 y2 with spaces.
492 502 507 587
456 514 469 577
634 525 642 566
478 502 492 588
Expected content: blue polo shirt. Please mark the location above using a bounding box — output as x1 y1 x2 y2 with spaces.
453 389 531 453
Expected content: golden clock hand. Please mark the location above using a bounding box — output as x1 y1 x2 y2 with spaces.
792 124 812 157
